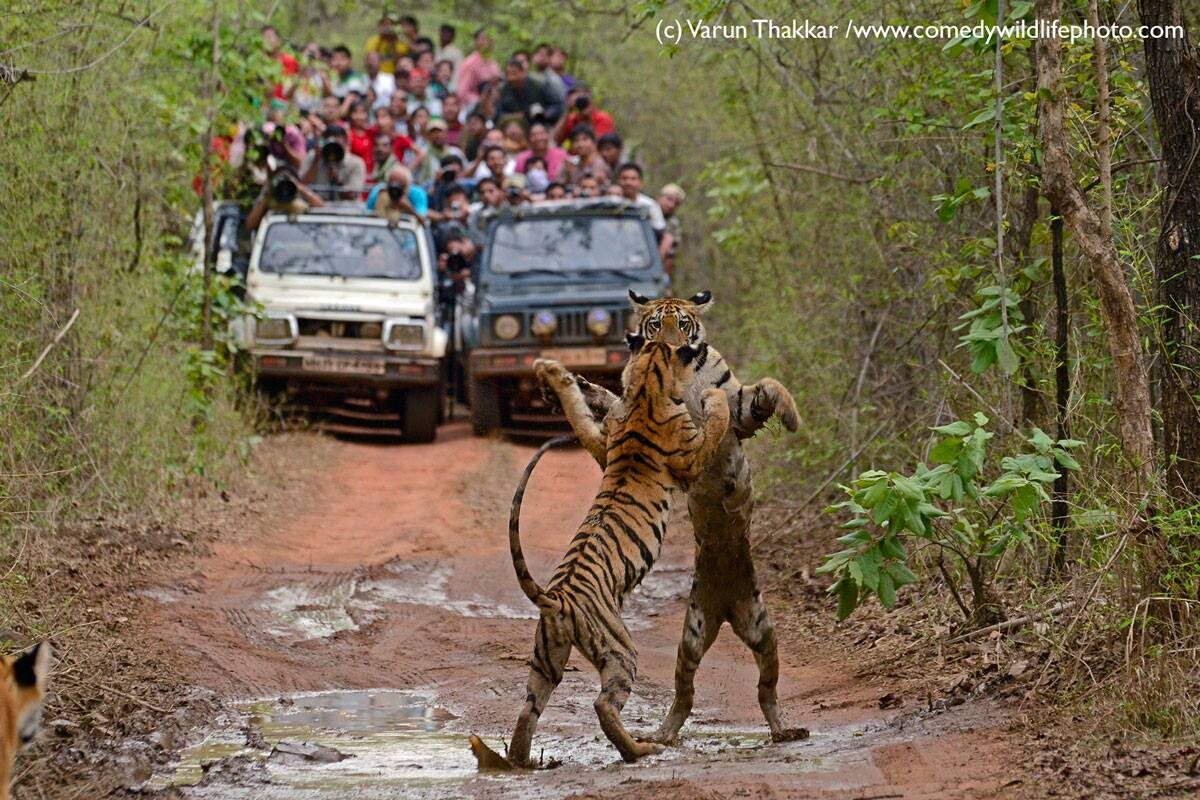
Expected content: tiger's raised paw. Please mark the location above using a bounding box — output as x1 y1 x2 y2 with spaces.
533 358 573 391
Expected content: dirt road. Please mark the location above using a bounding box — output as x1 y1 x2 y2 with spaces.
141 423 1018 799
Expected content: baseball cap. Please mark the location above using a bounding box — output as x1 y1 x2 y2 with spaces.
426 117 449 132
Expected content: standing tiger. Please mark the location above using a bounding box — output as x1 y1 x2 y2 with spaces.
2 642 51 800
495 334 730 768
537 290 808 744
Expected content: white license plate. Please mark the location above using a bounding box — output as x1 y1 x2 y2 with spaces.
539 347 608 367
302 355 386 375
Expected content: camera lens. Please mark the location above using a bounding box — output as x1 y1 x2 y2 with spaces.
270 174 298 204
321 139 345 163
386 184 405 202
574 95 589 111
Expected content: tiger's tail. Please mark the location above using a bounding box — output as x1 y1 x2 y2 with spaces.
510 435 575 612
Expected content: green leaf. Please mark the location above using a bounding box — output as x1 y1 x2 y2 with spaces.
856 552 881 591
836 578 859 621
995 336 1019 375
836 528 872 546
1054 450 1081 471
880 535 906 560
930 437 963 464
878 572 897 608
885 562 919 587
861 478 890 507
932 420 972 437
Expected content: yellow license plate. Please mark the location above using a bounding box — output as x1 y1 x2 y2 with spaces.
302 354 386 375
539 347 608 367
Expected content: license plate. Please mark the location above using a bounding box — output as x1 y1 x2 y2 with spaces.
302 354 386 375
539 347 608 367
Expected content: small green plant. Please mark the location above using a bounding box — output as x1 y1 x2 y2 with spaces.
819 413 1082 626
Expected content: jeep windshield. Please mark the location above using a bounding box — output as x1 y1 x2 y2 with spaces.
488 216 653 274
258 221 423 280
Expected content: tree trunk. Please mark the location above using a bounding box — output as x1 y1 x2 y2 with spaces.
1035 0 1156 494
1050 209 1071 575
1139 0 1200 500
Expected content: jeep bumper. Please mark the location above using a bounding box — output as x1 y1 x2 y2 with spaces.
253 348 442 388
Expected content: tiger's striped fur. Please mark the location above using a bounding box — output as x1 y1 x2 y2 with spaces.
537 291 808 745
504 337 730 767
2 643 51 800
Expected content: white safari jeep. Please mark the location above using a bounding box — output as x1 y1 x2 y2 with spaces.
243 204 447 442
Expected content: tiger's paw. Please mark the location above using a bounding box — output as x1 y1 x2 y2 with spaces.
533 358 573 391
624 740 666 761
770 727 810 743
468 734 519 770
637 731 679 747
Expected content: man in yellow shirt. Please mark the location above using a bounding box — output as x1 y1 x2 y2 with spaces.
365 14 407 74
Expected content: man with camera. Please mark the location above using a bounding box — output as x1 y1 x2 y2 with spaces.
366 164 428 223
300 124 366 200
553 83 614 144
496 57 563 125
413 118 465 186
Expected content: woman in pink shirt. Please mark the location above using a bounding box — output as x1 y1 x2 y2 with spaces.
455 29 501 107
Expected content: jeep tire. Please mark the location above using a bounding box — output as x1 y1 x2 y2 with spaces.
402 386 440 443
468 374 501 436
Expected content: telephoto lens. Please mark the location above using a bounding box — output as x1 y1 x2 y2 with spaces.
386 183 406 203
574 94 590 111
270 172 299 205
321 138 345 163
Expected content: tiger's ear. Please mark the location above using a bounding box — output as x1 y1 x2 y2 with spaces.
688 290 714 313
12 642 51 689
628 290 651 313
676 342 706 366
625 331 645 352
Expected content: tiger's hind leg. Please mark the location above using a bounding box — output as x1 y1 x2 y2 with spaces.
582 630 663 763
647 585 722 745
507 616 573 768
731 377 801 439
729 591 808 743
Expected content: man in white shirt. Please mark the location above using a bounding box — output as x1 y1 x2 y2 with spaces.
364 52 395 110
617 163 673 264
438 24 464 74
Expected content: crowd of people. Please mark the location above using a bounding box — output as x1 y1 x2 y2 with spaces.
210 14 687 286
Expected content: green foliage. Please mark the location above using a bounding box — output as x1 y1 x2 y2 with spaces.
820 414 1081 622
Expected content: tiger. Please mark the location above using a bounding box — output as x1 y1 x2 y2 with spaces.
537 290 808 745
490 333 730 769
2 642 51 800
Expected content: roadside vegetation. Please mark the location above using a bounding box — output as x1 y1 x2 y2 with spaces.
1 0 1198 795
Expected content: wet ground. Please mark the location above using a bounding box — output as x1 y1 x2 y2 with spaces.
141 422 1018 799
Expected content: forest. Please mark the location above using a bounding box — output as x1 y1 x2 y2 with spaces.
1 0 1198 797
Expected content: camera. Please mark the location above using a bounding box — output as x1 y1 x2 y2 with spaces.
574 94 590 111
320 136 345 163
386 183 406 203
269 170 299 205
446 251 469 273
505 186 523 202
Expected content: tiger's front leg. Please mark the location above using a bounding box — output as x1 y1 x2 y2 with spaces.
534 359 609 467
732 378 801 439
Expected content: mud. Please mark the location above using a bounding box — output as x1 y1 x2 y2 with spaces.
142 422 1019 798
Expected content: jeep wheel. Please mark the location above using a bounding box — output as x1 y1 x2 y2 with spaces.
402 387 440 443
468 374 501 436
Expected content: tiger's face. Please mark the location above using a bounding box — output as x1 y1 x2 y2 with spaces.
622 329 708 400
628 290 712 348
2 642 51 797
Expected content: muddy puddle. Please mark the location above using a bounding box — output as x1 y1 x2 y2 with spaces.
148 689 479 798
149 685 861 799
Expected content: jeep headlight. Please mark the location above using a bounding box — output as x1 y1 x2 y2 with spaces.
530 310 557 337
492 314 521 341
586 308 612 337
255 314 296 344
383 320 425 350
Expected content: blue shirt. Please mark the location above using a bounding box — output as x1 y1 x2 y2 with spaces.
366 183 429 216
